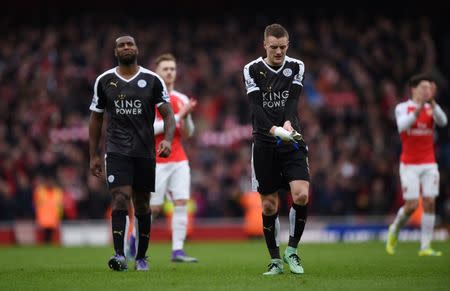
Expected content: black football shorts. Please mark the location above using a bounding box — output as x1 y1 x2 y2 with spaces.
252 143 310 195
105 152 156 193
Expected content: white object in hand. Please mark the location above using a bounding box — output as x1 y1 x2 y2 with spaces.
290 130 303 141
273 127 295 141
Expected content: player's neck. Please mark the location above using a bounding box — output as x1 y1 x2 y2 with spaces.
263 57 283 68
117 64 139 80
167 83 174 93
411 96 422 105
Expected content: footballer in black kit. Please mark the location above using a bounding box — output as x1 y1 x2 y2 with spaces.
89 35 175 272
243 24 310 276
90 66 169 190
244 55 310 194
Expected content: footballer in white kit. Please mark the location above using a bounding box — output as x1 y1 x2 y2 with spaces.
386 74 447 256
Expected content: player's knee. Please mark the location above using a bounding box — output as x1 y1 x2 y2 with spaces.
404 200 419 213
134 203 150 215
151 205 162 216
174 199 188 206
292 191 308 205
261 199 277 215
111 190 130 210
422 197 435 212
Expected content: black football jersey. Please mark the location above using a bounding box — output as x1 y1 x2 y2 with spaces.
89 66 169 158
243 56 305 145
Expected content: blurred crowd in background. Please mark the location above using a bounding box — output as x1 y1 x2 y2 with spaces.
1 12 449 223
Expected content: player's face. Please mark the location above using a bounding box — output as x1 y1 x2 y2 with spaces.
430 82 437 100
115 36 138 65
264 36 289 66
156 60 177 86
412 80 432 102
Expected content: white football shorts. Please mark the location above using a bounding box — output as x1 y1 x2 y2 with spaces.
150 161 190 206
399 163 439 200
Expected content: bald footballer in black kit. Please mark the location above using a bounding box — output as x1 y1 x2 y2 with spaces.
89 35 175 272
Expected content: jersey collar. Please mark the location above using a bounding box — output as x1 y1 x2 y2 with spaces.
259 57 286 74
114 66 142 83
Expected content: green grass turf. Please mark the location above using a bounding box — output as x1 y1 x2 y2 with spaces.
0 241 449 291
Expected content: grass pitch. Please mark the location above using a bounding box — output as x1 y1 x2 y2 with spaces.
0 241 449 291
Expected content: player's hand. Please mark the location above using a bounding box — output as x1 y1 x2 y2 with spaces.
157 140 172 157
428 81 437 105
90 156 103 178
281 121 303 142
179 99 198 119
283 120 294 132
272 126 295 142
290 130 304 142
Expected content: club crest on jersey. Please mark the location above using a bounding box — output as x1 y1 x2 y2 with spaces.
138 79 147 88
283 68 292 77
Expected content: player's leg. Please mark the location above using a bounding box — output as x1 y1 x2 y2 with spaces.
127 162 167 265
281 146 310 274
125 204 136 259
418 164 441 256
132 190 151 270
150 163 170 219
387 163 420 254
105 153 133 271
252 144 283 275
260 192 283 275
130 156 157 271
283 180 308 274
168 161 197 262
126 163 167 259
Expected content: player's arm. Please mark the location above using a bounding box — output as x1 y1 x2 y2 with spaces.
429 100 448 127
154 76 175 157
180 99 197 138
182 113 195 137
395 102 423 132
88 78 106 178
243 65 293 141
282 86 303 141
283 61 304 135
153 100 196 137
157 103 175 157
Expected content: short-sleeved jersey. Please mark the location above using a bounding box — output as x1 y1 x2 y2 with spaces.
90 66 169 158
155 90 189 163
243 56 305 145
395 100 436 164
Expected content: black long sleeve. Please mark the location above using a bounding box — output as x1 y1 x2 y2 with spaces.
248 90 274 134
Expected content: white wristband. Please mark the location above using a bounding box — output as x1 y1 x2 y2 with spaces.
273 127 293 141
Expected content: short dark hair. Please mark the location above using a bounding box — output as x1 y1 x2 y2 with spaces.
155 53 176 66
264 23 289 40
408 73 434 88
115 35 136 47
